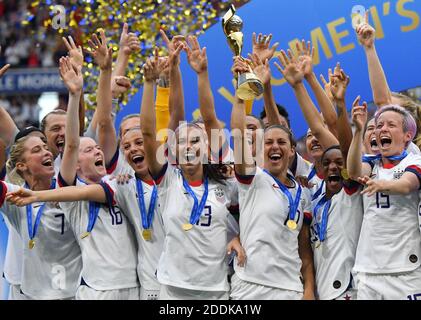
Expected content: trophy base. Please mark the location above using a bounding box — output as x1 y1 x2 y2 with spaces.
237 72 264 100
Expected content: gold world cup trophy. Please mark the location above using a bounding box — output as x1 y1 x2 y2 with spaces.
222 5 264 100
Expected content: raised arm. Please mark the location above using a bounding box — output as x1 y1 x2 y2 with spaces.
113 23 140 78
185 35 225 156
231 58 256 176
160 30 186 131
88 30 117 166
6 184 107 206
356 11 392 107
299 40 338 138
251 33 280 126
275 49 338 149
329 63 353 161
347 97 372 180
59 57 83 185
249 53 279 127
0 46 18 147
141 49 168 176
360 171 420 196
62 36 85 136
0 107 18 148
87 24 139 139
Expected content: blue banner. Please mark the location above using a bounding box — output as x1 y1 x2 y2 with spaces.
116 0 421 139
0 68 67 94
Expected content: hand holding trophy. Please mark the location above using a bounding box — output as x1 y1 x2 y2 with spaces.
222 5 264 100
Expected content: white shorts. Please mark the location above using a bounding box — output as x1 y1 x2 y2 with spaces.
8 284 30 300
76 285 140 300
140 287 160 300
230 273 303 300
159 284 229 300
355 266 421 300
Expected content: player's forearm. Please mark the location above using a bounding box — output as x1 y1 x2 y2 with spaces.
0 107 19 147
335 99 353 161
141 81 163 176
65 91 82 150
232 95 254 175
78 90 85 136
168 66 185 131
293 83 338 149
198 70 219 128
61 91 81 185
347 129 364 180
97 67 118 164
198 70 225 155
37 185 106 203
380 177 418 195
365 46 392 108
113 50 129 78
306 73 338 137
262 82 281 127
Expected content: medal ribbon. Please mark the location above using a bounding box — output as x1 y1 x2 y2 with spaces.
136 178 158 230
86 201 100 234
311 180 325 201
362 150 408 163
307 166 317 181
313 196 331 242
25 180 56 242
264 170 302 223
181 174 209 226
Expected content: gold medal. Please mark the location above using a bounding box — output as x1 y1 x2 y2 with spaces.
341 168 349 180
182 223 193 231
287 220 297 230
80 232 90 239
28 239 35 250
142 229 152 241
315 241 321 249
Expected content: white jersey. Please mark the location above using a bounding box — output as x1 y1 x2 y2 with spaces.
408 142 421 155
292 152 313 178
106 148 134 176
155 164 239 292
2 219 23 285
0 181 82 300
54 154 62 174
300 164 325 200
2 171 23 286
310 182 363 300
354 153 421 274
111 177 164 291
234 167 311 292
57 175 139 291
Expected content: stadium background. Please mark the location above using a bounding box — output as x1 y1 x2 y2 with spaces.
0 0 420 299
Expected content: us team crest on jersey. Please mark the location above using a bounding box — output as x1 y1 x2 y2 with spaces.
214 188 226 203
393 168 405 180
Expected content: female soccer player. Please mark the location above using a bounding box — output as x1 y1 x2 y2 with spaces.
347 103 421 300
229 58 315 300
309 146 363 300
54 32 139 300
0 134 82 300
140 48 244 300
